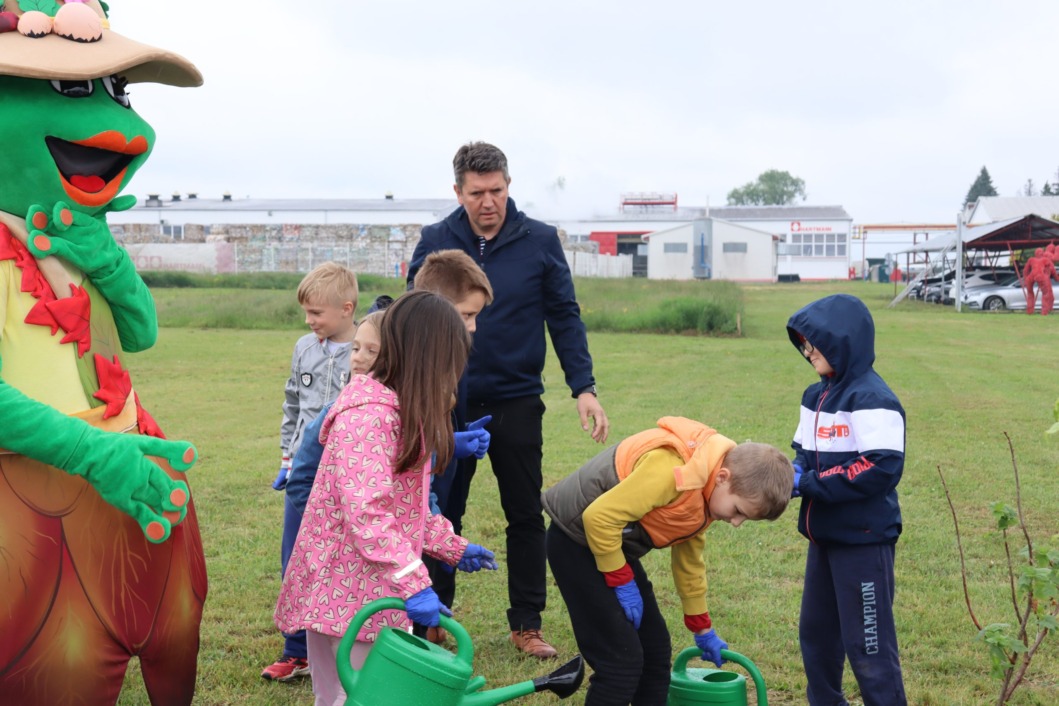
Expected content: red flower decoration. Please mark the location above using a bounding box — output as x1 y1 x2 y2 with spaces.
1 224 92 358
92 354 132 419
135 393 167 439
24 288 61 335
0 224 17 260
49 284 92 357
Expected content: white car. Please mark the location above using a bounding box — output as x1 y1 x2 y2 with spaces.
961 276 1059 311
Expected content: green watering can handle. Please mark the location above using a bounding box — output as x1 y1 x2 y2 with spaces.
336 597 475 695
673 646 768 706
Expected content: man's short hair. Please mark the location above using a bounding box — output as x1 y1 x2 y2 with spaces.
413 250 493 306
725 442 794 521
453 142 510 188
297 261 359 308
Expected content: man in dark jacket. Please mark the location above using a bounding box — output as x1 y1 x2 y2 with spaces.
407 142 609 658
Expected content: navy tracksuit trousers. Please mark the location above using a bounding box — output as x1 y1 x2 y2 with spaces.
800 542 906 706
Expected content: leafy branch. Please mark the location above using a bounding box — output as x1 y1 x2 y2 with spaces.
937 432 1059 706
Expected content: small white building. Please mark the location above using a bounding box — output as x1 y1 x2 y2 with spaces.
555 202 853 281
703 205 853 281
643 218 776 281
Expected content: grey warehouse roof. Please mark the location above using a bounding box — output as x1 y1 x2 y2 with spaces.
704 205 852 221
130 197 460 214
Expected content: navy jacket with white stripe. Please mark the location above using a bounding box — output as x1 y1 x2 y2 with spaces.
787 294 905 546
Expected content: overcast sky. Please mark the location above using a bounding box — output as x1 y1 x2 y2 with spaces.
116 1 1058 225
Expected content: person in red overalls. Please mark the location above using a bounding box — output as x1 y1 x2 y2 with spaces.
1023 248 1053 315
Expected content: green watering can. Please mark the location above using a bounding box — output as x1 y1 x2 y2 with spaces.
337 597 585 706
667 647 768 706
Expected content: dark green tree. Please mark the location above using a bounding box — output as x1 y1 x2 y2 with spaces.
726 169 806 206
963 166 998 206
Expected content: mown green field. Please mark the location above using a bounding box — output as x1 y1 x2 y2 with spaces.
116 279 1059 705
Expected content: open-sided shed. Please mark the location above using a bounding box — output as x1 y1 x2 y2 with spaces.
962 214 1059 252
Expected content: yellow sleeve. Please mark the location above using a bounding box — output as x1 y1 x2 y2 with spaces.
582 448 683 573
672 532 708 615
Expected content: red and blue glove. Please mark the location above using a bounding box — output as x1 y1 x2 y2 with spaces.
792 462 803 497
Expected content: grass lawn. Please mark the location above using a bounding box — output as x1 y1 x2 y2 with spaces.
115 280 1059 705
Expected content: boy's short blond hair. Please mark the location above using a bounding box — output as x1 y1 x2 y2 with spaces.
297 262 359 309
412 250 493 306
724 443 794 521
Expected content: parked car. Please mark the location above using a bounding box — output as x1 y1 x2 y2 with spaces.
961 268 1016 289
961 276 1059 311
916 268 1018 305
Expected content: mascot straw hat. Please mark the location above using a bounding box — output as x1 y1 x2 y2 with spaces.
0 0 200 85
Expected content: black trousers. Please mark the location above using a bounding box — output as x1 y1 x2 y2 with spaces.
800 542 906 706
466 395 547 631
547 524 672 705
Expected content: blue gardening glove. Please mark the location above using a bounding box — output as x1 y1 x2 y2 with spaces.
453 430 482 459
792 463 803 498
613 579 644 629
272 456 291 490
456 543 499 572
695 629 728 667
405 587 452 627
465 415 492 459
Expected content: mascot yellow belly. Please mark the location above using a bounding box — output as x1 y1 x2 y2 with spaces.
0 3 206 704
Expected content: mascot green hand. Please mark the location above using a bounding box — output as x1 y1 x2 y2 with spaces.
26 198 135 278
25 196 157 351
0 372 196 542
0 2 208 704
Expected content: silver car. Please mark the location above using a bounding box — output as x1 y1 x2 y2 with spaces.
961 275 1059 311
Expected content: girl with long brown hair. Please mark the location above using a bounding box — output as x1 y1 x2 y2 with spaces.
275 290 498 706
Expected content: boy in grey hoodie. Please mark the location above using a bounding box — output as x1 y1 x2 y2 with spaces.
263 261 358 682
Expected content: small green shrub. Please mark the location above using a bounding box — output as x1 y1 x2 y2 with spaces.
139 270 395 293
579 288 742 335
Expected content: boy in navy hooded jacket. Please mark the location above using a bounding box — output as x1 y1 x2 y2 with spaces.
786 294 907 706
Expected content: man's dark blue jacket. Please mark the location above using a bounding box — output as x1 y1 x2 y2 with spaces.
407 198 595 404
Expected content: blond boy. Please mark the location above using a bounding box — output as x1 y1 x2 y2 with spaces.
264 261 358 682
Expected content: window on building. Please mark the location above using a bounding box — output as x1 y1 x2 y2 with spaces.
663 242 688 253
161 223 184 240
786 232 846 258
722 242 748 253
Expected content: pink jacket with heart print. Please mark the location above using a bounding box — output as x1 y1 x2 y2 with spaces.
274 374 468 641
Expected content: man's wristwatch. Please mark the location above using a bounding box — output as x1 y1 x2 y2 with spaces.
576 384 597 397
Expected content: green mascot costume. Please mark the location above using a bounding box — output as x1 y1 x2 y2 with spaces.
0 2 206 704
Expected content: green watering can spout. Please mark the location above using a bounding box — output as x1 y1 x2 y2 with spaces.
462 655 584 706
336 598 584 706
